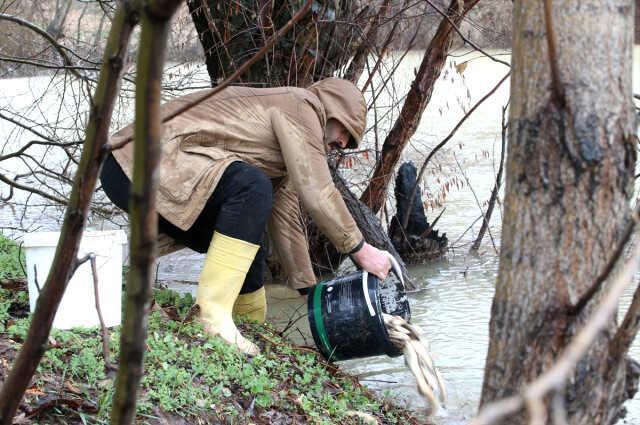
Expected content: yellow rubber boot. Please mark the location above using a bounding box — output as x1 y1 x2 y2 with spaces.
196 232 260 355
233 287 267 323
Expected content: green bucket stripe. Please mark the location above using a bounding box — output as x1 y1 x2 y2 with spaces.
312 283 334 356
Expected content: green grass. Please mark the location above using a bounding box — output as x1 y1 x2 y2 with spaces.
0 287 416 424
0 233 25 280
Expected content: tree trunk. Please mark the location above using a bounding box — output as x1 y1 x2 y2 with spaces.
187 0 360 87
480 1 637 424
359 0 479 214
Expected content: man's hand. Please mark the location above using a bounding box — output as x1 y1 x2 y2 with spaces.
351 242 391 280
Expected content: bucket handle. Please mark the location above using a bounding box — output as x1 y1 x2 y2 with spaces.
361 251 405 317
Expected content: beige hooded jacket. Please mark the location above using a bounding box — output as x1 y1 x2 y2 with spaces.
110 78 366 289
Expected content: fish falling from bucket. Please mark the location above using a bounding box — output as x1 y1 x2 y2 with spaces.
383 313 447 414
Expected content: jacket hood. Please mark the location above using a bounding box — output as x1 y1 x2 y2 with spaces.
307 78 366 149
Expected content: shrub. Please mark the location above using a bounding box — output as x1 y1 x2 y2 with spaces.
0 234 25 279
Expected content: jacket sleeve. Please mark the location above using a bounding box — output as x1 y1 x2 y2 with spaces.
269 179 316 289
270 100 363 254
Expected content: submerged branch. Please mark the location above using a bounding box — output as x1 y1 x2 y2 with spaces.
470 103 508 253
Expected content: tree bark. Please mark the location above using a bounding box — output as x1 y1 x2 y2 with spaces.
359 0 479 214
480 1 637 424
109 1 182 423
0 3 138 423
187 0 361 87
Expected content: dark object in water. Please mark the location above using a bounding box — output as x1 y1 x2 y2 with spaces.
307 254 410 361
389 162 448 263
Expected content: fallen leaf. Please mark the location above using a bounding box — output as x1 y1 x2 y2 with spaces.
455 61 468 75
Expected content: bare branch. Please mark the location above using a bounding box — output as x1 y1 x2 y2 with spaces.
0 139 81 162
0 13 83 79
0 110 59 144
110 1 182 422
402 71 510 229
423 0 510 67
0 171 69 206
0 55 100 72
0 2 137 421
470 103 508 253
89 254 114 373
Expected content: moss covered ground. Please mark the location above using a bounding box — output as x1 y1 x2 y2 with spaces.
0 236 420 424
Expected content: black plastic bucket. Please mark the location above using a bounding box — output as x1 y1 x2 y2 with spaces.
307 260 410 361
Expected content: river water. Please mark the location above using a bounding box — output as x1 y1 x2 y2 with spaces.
1 49 639 424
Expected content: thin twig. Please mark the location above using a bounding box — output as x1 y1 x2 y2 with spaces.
278 302 308 337
0 171 68 206
0 111 59 145
402 72 510 230
453 153 497 253
419 207 445 238
17 242 26 278
360 0 404 93
423 0 510 67
450 214 482 248
89 254 114 373
543 0 566 107
470 103 508 253
569 204 640 315
0 13 83 80
32 265 40 295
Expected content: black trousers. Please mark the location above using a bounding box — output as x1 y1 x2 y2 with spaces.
100 154 272 294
